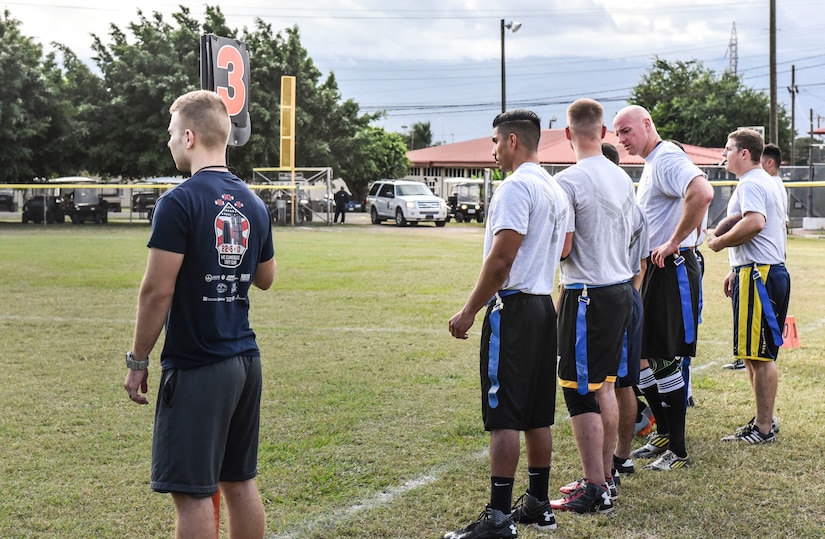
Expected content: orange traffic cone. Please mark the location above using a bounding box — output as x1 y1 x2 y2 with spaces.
781 315 800 349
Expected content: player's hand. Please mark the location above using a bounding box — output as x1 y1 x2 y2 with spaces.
449 310 474 340
723 271 735 298
124 368 149 405
650 240 678 268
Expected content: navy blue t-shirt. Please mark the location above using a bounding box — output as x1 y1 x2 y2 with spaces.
148 170 274 369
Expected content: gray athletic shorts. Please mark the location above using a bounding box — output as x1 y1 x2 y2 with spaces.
151 355 262 497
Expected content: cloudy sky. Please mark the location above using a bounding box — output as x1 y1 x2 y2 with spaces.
6 0 825 144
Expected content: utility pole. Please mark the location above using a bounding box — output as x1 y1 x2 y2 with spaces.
725 22 738 74
769 0 778 144
789 65 798 164
808 109 814 217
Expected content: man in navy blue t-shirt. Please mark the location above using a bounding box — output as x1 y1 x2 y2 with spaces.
124 90 275 538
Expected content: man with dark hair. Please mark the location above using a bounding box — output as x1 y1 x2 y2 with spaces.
550 98 634 514
707 129 790 444
613 105 713 471
761 143 789 232
601 142 620 165
445 109 569 538
124 89 275 538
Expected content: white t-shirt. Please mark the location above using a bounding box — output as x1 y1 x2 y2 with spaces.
727 167 787 267
771 173 789 225
637 141 707 249
630 204 650 275
484 162 569 295
555 155 636 286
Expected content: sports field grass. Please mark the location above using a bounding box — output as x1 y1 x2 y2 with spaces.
0 220 823 538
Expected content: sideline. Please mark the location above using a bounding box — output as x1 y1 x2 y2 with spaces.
266 449 489 539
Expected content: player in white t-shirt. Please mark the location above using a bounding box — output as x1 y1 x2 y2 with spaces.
707 129 790 444
446 109 569 539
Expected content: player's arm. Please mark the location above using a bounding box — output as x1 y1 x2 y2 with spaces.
651 175 713 267
630 257 648 292
561 231 574 260
125 247 183 404
449 229 522 339
706 211 764 252
253 256 276 290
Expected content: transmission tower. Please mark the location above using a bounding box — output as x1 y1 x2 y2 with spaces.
725 22 738 74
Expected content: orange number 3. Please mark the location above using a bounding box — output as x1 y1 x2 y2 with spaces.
216 45 246 117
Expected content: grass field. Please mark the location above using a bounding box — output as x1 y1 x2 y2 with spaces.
0 220 823 538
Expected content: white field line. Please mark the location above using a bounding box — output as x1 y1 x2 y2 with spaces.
266 449 489 539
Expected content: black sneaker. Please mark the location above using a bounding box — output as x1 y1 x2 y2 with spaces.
510 491 557 530
550 481 614 514
605 477 618 501
443 506 518 539
735 416 780 435
613 455 635 475
722 423 776 444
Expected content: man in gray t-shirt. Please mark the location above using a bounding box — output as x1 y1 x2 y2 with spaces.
707 129 790 444
613 105 713 472
550 98 634 514
446 109 569 537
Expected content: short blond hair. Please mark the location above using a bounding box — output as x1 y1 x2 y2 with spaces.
169 90 231 150
567 98 604 138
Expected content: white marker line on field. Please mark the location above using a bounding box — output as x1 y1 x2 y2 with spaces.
0 314 134 324
266 449 489 539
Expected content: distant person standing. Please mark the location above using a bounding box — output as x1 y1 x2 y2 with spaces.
334 185 351 224
445 109 568 539
124 90 275 539
707 129 790 443
613 105 713 471
550 99 634 514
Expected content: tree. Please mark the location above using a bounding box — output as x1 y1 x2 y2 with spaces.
0 10 67 182
45 44 107 176
231 23 380 181
340 126 409 201
792 136 825 167
403 121 433 150
86 8 202 179
631 58 792 153
85 9 384 183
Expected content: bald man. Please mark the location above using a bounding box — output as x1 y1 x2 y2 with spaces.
613 105 713 471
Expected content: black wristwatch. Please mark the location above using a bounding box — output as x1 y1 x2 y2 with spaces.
125 351 150 370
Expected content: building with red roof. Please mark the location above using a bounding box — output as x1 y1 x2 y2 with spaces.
405 128 725 196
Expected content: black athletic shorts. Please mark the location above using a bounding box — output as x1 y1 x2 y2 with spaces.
641 251 701 359
480 292 557 431
151 355 262 497
558 282 633 393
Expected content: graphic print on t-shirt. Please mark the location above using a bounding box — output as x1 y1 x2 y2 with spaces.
214 194 250 268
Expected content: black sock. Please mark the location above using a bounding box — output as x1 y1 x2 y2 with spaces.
662 386 688 457
640 384 669 435
527 467 550 501
489 476 514 514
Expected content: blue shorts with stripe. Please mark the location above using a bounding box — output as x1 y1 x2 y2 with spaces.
732 264 790 361
480 292 557 431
